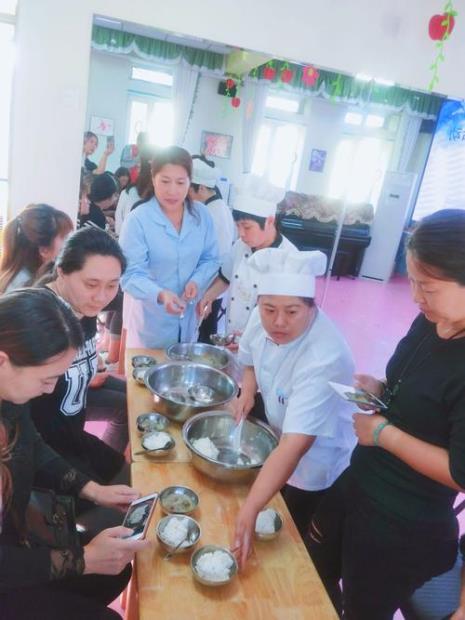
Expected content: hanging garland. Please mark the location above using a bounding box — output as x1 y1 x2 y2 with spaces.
428 0 457 91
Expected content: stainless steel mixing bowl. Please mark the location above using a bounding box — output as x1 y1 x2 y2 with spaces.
144 363 238 423
166 342 230 370
182 411 279 483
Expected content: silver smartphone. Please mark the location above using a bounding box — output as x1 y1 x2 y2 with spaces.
122 492 159 540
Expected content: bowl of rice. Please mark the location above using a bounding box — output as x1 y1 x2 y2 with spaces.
182 411 279 484
159 486 199 515
156 515 200 554
141 430 175 456
191 545 238 586
254 508 283 541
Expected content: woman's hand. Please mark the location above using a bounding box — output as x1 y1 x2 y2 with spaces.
226 331 242 353
83 526 150 575
183 281 198 302
233 504 258 571
80 481 140 512
451 607 465 620
354 374 384 398
158 290 185 315
231 393 255 423
353 412 387 446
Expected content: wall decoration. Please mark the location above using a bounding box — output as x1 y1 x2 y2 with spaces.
263 63 276 81
90 115 114 136
200 131 233 159
231 97 241 108
302 65 320 87
428 0 457 91
309 149 327 172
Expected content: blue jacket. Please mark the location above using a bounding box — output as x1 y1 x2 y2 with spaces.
119 197 219 348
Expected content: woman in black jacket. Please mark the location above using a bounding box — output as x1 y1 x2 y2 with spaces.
0 288 147 619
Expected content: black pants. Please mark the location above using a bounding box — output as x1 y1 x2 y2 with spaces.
307 468 458 620
0 564 131 620
281 484 327 542
198 299 224 343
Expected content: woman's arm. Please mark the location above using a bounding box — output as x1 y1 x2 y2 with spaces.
354 413 465 491
234 433 314 569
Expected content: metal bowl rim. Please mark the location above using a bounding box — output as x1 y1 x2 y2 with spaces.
136 412 169 432
182 410 279 470
156 514 201 548
254 508 283 539
141 430 176 452
132 355 158 368
165 342 230 369
190 544 238 584
144 362 238 407
159 485 199 512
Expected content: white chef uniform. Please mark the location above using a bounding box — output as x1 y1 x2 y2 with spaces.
238 248 356 491
220 176 296 335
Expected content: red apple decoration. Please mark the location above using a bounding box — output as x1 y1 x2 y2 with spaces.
231 97 241 108
225 78 236 90
429 13 455 40
263 65 276 80
302 65 319 87
280 68 294 83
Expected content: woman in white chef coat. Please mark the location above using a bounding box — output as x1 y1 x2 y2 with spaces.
119 146 220 348
233 248 356 568
198 176 296 349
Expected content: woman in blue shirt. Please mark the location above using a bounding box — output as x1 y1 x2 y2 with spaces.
119 146 219 348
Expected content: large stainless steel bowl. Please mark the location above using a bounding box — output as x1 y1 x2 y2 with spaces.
166 342 230 371
144 363 238 423
182 411 279 484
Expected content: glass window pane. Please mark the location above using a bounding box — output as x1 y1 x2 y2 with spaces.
0 23 14 180
268 124 299 188
251 124 272 177
148 100 174 147
0 0 17 15
132 67 173 86
128 100 148 144
0 180 9 232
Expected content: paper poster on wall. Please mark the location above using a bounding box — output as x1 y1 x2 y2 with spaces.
309 148 327 172
200 131 233 159
90 115 114 136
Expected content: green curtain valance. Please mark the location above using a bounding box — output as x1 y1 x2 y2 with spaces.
91 25 225 72
251 61 444 118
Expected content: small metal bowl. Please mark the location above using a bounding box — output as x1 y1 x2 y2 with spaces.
191 545 238 586
254 508 283 541
132 367 149 386
156 515 201 554
136 412 169 434
159 486 199 515
210 333 236 347
141 430 175 456
132 355 157 368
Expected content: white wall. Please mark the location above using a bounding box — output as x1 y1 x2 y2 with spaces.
11 0 464 218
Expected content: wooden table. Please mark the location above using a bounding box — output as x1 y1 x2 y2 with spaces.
131 462 338 620
125 349 337 620
126 348 192 463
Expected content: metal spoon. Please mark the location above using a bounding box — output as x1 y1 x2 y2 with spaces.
163 534 188 560
232 417 244 453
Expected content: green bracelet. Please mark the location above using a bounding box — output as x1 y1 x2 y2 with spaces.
373 420 391 447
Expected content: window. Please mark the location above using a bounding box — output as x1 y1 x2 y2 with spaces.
0 20 15 228
131 67 173 87
266 95 299 114
127 97 174 147
328 136 393 205
252 120 305 189
344 112 363 126
366 114 385 129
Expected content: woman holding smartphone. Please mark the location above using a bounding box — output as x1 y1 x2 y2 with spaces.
0 288 148 619
309 209 465 619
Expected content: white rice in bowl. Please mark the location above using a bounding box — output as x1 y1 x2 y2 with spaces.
192 437 219 460
161 516 190 547
195 549 234 582
255 509 276 535
143 431 172 450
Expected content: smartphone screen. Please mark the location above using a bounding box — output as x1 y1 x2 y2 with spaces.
122 492 159 540
328 381 388 410
106 135 115 148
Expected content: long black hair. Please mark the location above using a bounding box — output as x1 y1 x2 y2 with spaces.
55 227 126 276
407 209 465 285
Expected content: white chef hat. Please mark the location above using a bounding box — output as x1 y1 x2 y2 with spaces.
232 174 285 219
191 159 217 188
248 248 327 298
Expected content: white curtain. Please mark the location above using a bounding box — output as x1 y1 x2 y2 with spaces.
392 112 422 173
173 63 200 146
241 80 268 173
